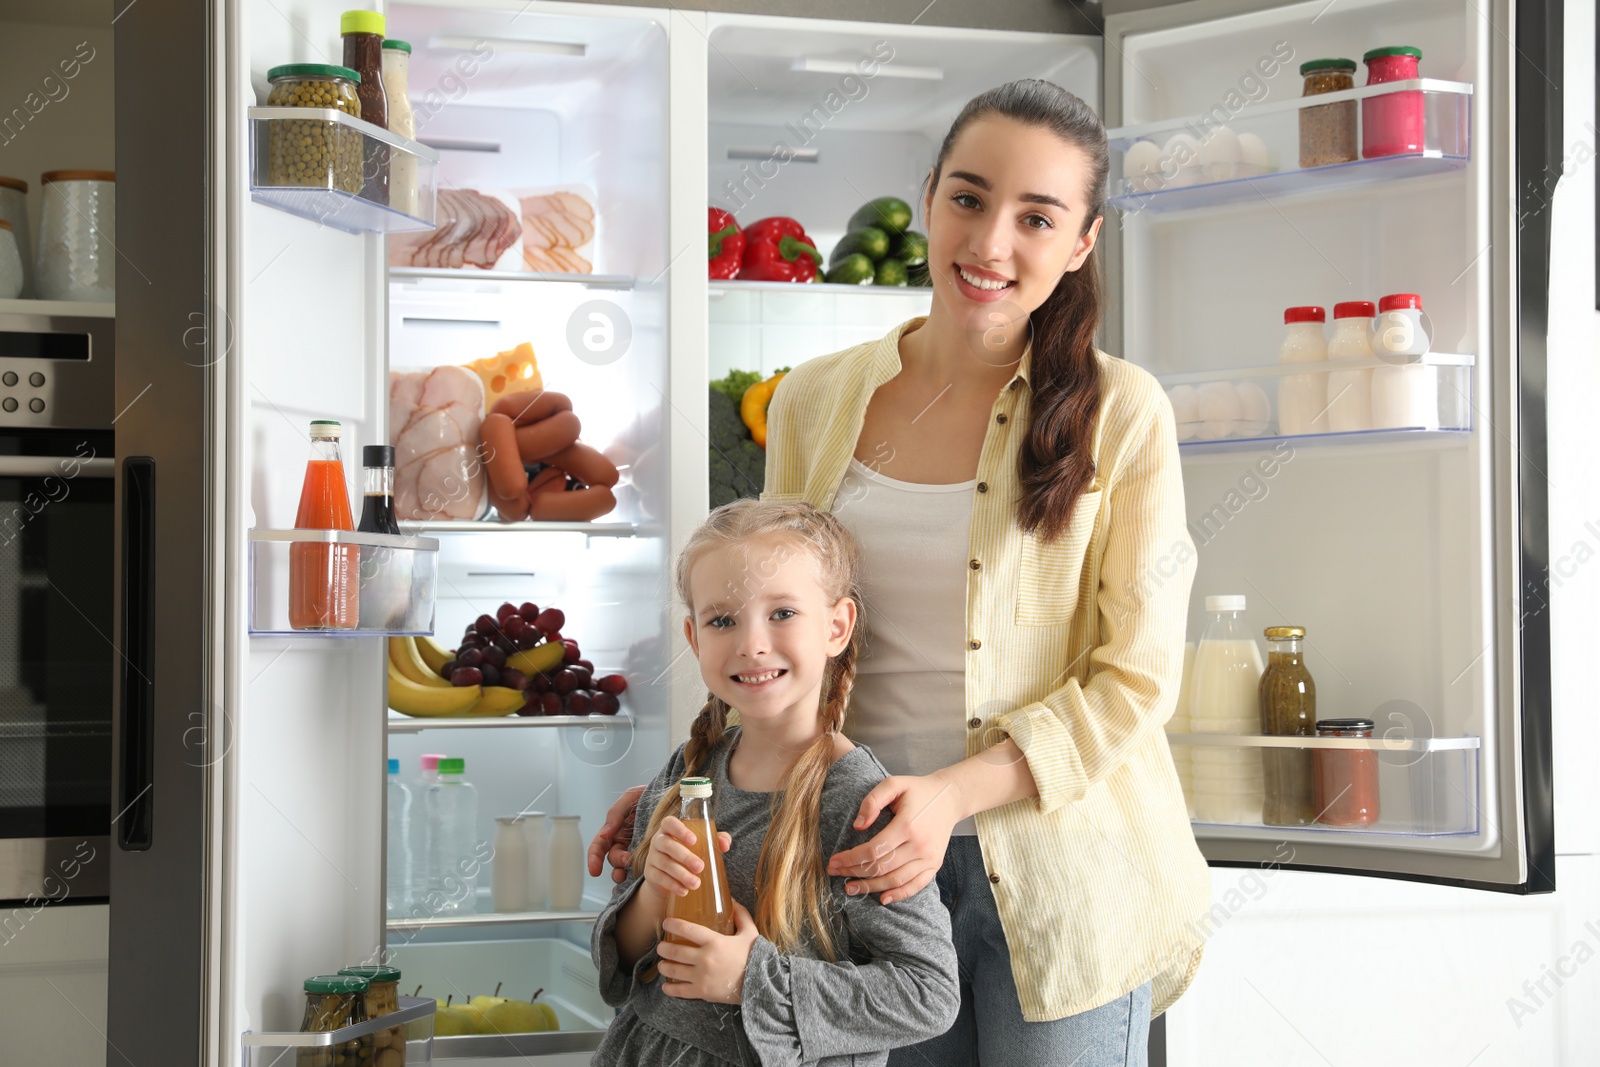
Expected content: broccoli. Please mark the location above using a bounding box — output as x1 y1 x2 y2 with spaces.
710 369 765 406
709 386 767 508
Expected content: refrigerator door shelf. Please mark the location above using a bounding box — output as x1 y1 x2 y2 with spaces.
398 519 645 538
387 910 599 931
1170 735 1480 838
249 106 441 234
391 267 637 292
248 528 441 637
242 994 435 1064
1107 80 1472 216
387 712 632 733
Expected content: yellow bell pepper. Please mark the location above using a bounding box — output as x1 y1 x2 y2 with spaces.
740 372 786 448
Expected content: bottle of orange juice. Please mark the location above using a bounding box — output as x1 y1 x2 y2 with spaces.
288 420 359 630
664 776 735 949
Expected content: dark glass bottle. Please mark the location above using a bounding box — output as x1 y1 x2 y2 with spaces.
1259 625 1316 826
357 444 400 535
339 10 389 128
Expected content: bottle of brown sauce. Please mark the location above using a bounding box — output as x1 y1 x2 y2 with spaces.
1259 625 1317 825
341 9 390 206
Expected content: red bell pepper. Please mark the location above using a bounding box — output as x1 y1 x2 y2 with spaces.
708 207 744 280
740 217 822 283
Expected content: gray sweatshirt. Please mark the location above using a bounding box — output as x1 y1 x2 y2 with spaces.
591 726 960 1066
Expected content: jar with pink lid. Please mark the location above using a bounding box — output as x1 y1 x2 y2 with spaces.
1362 47 1425 158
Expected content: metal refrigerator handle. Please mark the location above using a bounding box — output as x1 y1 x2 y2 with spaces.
118 456 155 851
0 456 115 478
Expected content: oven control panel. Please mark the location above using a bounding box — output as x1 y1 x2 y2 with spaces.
0 310 113 429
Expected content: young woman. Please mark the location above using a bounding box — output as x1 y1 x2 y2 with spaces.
592 79 1211 1065
590 499 959 1066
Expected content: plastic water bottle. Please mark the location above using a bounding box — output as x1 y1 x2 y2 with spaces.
409 754 444 909
425 757 479 914
385 758 412 918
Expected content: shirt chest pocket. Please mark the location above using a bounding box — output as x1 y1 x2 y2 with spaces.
1014 488 1104 626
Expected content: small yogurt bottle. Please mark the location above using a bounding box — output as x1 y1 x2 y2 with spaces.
1325 301 1376 433
1277 306 1329 437
1371 294 1438 430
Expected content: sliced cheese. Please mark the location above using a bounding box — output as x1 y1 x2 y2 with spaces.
463 341 543 413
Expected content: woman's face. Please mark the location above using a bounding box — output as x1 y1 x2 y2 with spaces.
923 115 1103 340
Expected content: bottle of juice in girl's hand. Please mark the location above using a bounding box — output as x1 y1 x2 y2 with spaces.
288 420 359 630
664 777 736 949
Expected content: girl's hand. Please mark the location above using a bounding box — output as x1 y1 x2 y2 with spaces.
826 772 965 904
588 784 646 884
641 816 732 902
658 901 759 1005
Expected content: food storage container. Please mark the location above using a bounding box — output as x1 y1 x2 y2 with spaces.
266 64 365 195
1363 47 1425 158
338 965 408 1066
0 221 24 300
248 528 440 637
1298 59 1358 168
36 169 115 302
0 176 32 296
298 973 370 1066
1314 718 1382 826
243 993 435 1067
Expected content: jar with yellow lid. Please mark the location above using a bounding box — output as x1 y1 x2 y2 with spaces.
265 63 364 194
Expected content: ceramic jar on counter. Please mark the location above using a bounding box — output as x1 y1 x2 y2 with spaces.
0 177 31 297
36 169 115 303
0 221 24 300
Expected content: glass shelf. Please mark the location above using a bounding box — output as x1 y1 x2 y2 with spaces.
388 910 600 931
1106 79 1472 216
1165 733 1479 752
249 106 441 234
242 995 435 1066
249 529 440 637
399 520 645 538
710 279 933 298
390 267 635 291
387 712 632 734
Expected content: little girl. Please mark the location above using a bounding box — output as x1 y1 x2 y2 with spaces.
591 499 959 1066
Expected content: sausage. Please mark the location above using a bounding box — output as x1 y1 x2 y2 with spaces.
525 465 567 497
529 485 616 522
492 389 572 426
515 409 581 464
479 413 529 501
489 487 529 522
543 442 619 488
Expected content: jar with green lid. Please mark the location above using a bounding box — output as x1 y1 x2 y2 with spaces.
337 965 406 1066
1298 58 1358 169
298 974 374 1067
265 63 364 195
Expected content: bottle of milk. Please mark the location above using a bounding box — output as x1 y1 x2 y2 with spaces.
1189 595 1266 824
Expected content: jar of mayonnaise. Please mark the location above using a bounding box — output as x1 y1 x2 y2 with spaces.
1277 306 1328 437
1325 301 1376 433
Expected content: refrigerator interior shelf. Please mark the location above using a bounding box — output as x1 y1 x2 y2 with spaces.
249 106 441 235
387 910 600 931
1166 733 1480 752
432 1030 604 1060
0 297 114 319
248 528 440 637
1107 80 1472 216
387 712 632 733
1189 817 1478 840
242 994 435 1059
1156 352 1475 387
390 267 635 291
710 279 934 298
399 519 644 538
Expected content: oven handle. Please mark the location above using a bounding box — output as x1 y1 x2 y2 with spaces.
0 456 115 478
118 457 155 851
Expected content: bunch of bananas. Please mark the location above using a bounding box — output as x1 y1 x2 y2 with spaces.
386 635 563 718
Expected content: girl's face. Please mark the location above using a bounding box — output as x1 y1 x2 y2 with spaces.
683 536 855 730
923 115 1104 337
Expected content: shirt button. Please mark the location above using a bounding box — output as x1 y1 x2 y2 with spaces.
996 414 1008 424
969 639 981 650
969 559 981 571
968 717 982 729
976 482 989 493
989 873 1001 884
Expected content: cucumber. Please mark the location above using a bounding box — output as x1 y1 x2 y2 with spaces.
848 197 913 236
873 259 909 287
825 253 876 286
829 227 890 266
889 230 928 268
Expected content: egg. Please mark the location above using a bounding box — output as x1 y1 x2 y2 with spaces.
1196 126 1243 180
1235 381 1272 436
1198 382 1242 439
1167 385 1199 441
1123 140 1163 192
1238 132 1271 174
1161 133 1202 188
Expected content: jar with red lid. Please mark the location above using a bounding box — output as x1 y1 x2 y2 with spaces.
1362 46 1425 158
1313 718 1381 826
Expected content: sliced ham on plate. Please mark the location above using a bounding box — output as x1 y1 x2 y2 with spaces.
389 189 522 270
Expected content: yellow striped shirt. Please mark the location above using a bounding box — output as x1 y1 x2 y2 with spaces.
761 317 1212 1021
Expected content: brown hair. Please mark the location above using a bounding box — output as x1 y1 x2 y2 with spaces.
632 499 864 959
929 79 1110 541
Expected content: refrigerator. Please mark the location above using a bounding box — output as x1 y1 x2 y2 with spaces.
103 0 1562 1063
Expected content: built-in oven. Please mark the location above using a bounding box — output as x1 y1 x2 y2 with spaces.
0 307 114 905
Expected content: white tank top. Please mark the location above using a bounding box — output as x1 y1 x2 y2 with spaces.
833 457 978 835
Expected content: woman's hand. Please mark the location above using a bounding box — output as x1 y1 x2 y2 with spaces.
640 816 732 902
587 784 646 884
827 771 966 904
658 901 760 1005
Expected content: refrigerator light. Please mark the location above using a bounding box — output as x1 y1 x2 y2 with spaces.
790 57 943 81
429 34 586 58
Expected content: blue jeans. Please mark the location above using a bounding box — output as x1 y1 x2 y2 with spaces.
888 836 1152 1067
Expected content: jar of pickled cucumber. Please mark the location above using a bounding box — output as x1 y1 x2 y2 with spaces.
265 64 364 195
298 974 374 1067
338 965 406 1067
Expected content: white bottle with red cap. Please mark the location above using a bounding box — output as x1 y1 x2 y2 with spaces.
1371 293 1438 429
1277 305 1329 437
1326 301 1376 433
